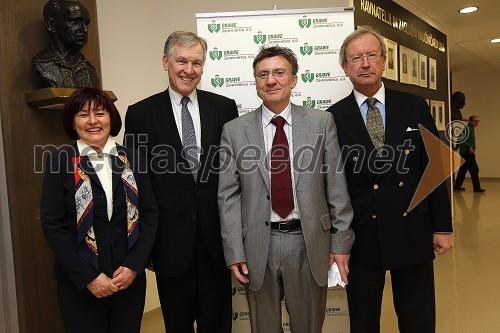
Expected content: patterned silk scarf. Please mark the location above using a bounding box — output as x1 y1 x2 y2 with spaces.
72 154 139 270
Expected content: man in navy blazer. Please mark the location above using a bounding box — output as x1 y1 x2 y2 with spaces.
327 26 454 332
124 31 238 333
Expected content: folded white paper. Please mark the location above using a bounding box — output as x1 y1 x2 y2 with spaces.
328 262 346 288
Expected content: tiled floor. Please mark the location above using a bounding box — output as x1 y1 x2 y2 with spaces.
141 178 500 332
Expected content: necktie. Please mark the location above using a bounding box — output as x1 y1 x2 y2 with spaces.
366 97 385 149
181 96 198 180
270 116 294 219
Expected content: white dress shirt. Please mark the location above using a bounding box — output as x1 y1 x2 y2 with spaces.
77 137 118 220
261 103 300 222
169 88 202 161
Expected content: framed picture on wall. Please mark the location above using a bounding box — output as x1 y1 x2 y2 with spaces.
409 49 419 85
430 100 438 128
385 38 398 81
380 36 387 78
419 54 427 88
437 100 446 131
429 58 437 90
399 46 410 84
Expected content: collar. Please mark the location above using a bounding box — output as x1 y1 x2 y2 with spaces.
77 137 118 157
353 83 386 108
168 88 198 107
261 102 292 129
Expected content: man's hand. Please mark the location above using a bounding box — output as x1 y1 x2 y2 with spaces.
111 266 138 290
433 233 454 255
87 273 118 298
229 262 249 284
331 253 350 285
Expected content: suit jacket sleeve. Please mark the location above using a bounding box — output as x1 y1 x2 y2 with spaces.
121 148 159 273
218 123 246 267
40 150 100 290
324 113 355 253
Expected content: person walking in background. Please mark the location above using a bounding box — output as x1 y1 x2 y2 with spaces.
327 26 454 333
40 87 158 332
125 31 238 333
454 116 485 193
218 45 354 333
451 91 467 122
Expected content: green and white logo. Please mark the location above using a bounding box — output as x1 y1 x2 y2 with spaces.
209 47 223 61
298 15 312 28
208 20 221 33
232 312 238 321
211 75 225 88
253 31 267 44
301 70 315 83
303 97 316 108
300 43 313 56
231 287 237 296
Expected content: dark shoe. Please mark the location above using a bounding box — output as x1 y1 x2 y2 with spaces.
473 188 486 193
453 187 465 191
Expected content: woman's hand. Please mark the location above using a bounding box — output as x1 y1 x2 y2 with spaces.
87 273 118 298
111 266 138 290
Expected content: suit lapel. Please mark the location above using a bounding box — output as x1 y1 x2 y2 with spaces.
152 89 184 155
198 90 215 183
291 104 309 186
384 88 410 150
111 151 125 193
338 92 375 151
245 107 270 191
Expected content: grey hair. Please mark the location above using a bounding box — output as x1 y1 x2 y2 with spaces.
163 31 208 61
252 45 299 76
338 25 387 66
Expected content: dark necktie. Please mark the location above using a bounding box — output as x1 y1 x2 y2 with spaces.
366 97 385 149
270 116 294 219
181 96 198 180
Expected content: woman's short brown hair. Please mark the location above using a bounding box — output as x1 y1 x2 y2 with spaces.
62 87 122 140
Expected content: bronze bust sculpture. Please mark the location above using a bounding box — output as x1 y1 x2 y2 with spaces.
32 0 100 88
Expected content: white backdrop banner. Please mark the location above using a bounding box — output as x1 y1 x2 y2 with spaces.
196 7 354 332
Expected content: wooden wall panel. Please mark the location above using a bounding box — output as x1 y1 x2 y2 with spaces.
0 1 100 331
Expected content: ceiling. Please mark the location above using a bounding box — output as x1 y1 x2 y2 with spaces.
393 0 500 74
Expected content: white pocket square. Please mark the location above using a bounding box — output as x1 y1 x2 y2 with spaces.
406 127 419 132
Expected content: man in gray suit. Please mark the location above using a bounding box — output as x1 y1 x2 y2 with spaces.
218 45 354 332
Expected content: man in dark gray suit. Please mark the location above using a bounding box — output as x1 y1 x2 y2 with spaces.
218 46 354 333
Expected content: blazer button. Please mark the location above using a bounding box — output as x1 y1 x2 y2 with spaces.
405 149 410 155
403 212 408 217
399 182 404 187
371 214 377 219
192 214 197 221
373 184 379 190
353 156 358 161
265 221 269 226
266 195 270 200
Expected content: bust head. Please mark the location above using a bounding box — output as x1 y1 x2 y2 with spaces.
43 0 90 53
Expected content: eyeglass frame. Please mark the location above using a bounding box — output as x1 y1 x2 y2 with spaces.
254 68 291 80
346 52 382 65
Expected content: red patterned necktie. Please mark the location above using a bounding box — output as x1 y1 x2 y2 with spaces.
270 116 294 218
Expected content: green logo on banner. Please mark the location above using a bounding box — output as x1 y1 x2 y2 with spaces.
208 20 221 33
231 287 237 296
303 97 316 108
301 70 315 83
209 47 223 60
300 43 313 56
253 31 267 44
298 15 312 28
211 75 224 88
232 312 239 321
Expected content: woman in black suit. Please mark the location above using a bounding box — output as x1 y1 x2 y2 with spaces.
40 88 158 333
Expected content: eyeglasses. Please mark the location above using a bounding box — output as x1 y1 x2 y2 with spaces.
76 109 108 119
255 69 289 80
347 52 380 65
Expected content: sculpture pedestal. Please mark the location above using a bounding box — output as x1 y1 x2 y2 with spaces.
25 88 117 110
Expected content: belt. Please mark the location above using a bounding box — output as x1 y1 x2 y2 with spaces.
270 219 301 231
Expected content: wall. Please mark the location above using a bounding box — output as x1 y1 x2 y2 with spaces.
452 70 500 178
96 0 350 313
